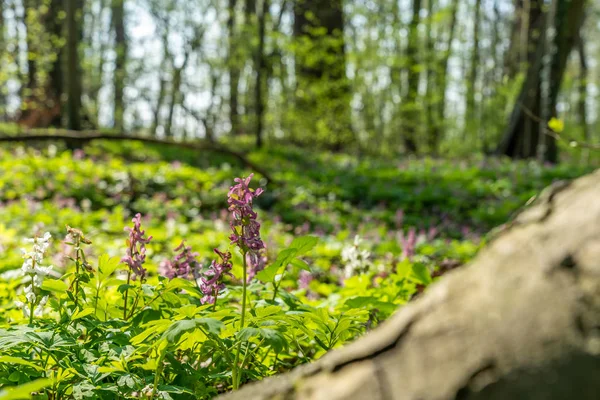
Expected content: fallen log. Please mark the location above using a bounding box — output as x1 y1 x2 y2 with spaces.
0 130 276 184
220 170 600 400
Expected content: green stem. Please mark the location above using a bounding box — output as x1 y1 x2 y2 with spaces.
152 348 167 399
271 270 286 302
28 300 34 326
123 271 131 320
74 245 81 309
126 279 143 320
94 279 100 318
232 250 248 390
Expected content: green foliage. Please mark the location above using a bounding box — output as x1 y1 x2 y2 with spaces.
0 144 592 398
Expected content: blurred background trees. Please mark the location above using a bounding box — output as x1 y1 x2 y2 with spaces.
0 0 598 162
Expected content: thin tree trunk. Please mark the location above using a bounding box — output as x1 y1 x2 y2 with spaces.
0 0 5 120
87 0 109 125
505 0 528 78
577 29 589 163
401 0 422 154
111 0 127 130
254 0 269 148
430 0 458 152
544 0 586 162
465 0 482 145
12 0 26 99
228 0 241 136
424 0 436 154
151 33 169 136
66 0 83 131
497 0 585 162
165 53 191 138
244 0 257 130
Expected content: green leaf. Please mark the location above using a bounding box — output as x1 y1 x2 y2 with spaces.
256 248 298 283
236 327 261 341
0 379 52 400
117 284 135 294
161 318 222 344
0 357 44 372
98 254 120 278
290 258 310 271
196 318 223 336
410 264 432 285
71 308 95 321
254 305 283 319
162 320 196 343
40 279 68 293
289 236 319 256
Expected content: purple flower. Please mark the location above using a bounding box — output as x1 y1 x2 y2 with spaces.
121 213 153 280
246 248 267 282
160 241 199 280
298 270 313 289
398 227 417 260
198 248 233 304
227 174 265 253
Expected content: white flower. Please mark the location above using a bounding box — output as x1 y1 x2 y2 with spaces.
341 235 372 278
17 232 53 318
25 290 36 304
34 265 53 277
33 274 44 288
21 259 34 274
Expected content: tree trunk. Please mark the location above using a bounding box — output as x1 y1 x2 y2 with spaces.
165 53 190 138
429 0 458 152
111 0 127 130
505 0 528 78
228 0 241 136
254 0 269 148
219 169 600 400
151 32 170 136
496 0 584 163
465 0 482 144
66 0 84 132
424 0 436 154
293 0 352 150
577 28 589 164
18 0 64 129
401 0 422 154
0 0 6 120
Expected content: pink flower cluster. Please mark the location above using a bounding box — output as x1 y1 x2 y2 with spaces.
122 213 153 280
198 249 233 304
160 241 199 280
395 209 438 260
227 174 265 254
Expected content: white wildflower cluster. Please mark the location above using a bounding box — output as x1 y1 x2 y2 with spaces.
341 235 372 279
15 232 53 318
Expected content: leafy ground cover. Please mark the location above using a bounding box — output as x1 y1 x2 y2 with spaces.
0 143 593 399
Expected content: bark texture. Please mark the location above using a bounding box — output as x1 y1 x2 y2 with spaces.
220 170 600 400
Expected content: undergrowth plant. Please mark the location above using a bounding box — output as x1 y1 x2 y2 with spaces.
0 174 438 400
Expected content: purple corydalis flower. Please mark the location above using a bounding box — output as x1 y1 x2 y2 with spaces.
298 270 313 289
398 227 417 260
122 213 153 280
160 241 199 280
227 174 265 257
199 248 233 304
246 248 267 282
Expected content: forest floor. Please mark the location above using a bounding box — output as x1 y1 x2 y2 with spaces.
0 141 593 399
